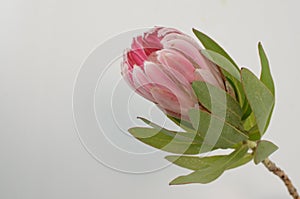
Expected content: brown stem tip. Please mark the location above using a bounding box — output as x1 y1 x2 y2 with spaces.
263 158 299 199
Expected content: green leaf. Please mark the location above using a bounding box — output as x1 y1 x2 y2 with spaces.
128 127 203 155
225 75 245 106
201 49 246 107
258 42 275 95
137 117 171 132
227 153 253 169
192 28 239 70
247 125 261 141
242 112 257 131
188 109 248 151
258 43 275 132
192 28 246 106
221 145 249 168
170 165 224 185
166 115 196 133
264 105 274 133
241 100 252 121
166 155 213 171
169 145 248 185
192 81 243 129
166 153 252 171
241 68 275 135
254 140 278 164
201 50 241 81
137 117 200 141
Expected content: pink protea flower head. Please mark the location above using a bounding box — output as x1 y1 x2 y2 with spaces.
121 27 225 120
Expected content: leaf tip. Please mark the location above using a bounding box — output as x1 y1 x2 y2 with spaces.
240 67 248 77
169 181 175 186
127 127 135 134
192 28 198 33
165 156 176 163
258 42 266 53
258 41 262 47
169 177 184 186
254 140 278 164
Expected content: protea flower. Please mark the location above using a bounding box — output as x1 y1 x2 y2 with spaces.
121 27 225 119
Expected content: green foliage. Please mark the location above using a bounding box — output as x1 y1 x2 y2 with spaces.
258 42 275 95
127 30 278 186
166 115 196 133
241 68 275 135
193 28 246 107
201 50 240 81
192 28 239 70
128 127 202 155
254 140 278 164
188 109 248 151
258 43 275 132
192 81 243 129
169 145 249 185
166 153 252 171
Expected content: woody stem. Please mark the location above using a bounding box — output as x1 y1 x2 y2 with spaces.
262 158 299 199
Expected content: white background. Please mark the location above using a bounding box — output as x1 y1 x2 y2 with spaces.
1 0 300 198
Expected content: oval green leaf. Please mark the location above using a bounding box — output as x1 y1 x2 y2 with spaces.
188 109 248 151
201 49 241 81
192 28 239 70
169 145 249 185
241 68 275 135
192 81 243 129
128 127 203 155
254 140 278 164
258 42 275 95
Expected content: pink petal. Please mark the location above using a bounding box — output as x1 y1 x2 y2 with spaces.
194 68 224 89
144 61 197 107
122 67 134 88
162 65 197 103
151 86 194 117
144 62 197 116
155 52 197 103
131 36 147 60
150 87 182 114
157 27 182 37
157 49 195 83
127 50 145 66
144 61 187 101
132 66 156 102
206 61 225 89
162 32 200 50
162 38 210 70
131 36 143 50
160 107 190 121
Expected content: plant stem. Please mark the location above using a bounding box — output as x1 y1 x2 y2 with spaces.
246 140 299 198
262 158 299 199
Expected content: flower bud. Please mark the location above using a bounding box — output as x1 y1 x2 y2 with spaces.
121 27 225 120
